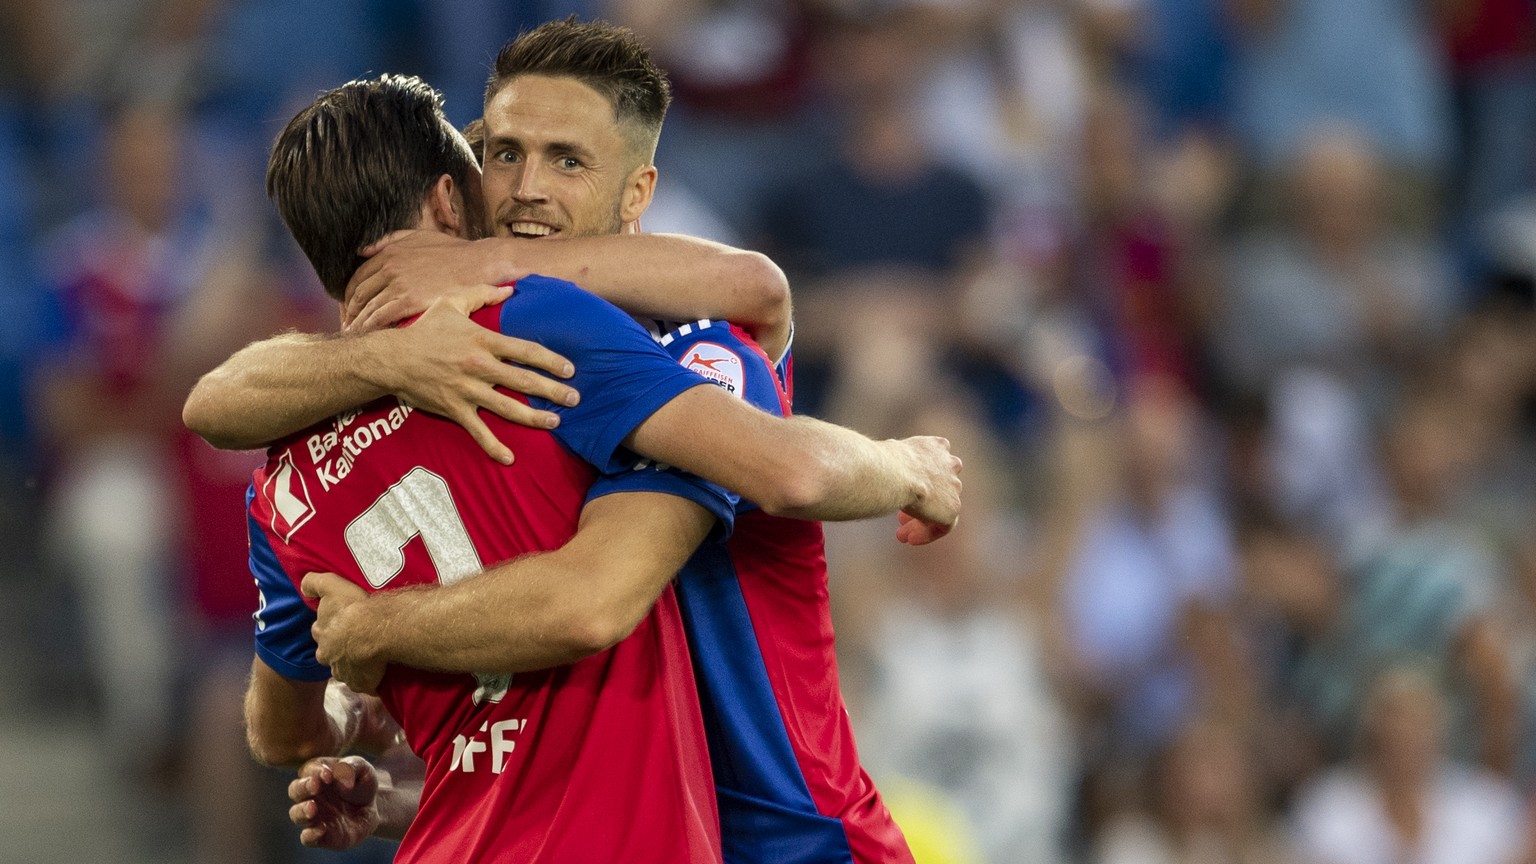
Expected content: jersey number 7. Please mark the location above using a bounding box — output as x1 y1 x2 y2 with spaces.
343 466 510 704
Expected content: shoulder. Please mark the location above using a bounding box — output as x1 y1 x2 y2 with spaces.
508 273 604 309
499 273 640 339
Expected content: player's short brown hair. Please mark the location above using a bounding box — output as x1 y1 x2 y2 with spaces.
462 117 486 165
266 74 477 301
484 16 671 161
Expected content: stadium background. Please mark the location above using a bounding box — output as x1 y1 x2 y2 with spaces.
1 0 1535 862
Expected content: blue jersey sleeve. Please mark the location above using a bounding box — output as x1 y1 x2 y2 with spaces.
500 275 710 473
247 487 330 682
660 319 789 420
588 456 739 540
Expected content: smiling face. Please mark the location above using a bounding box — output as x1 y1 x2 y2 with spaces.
481 74 655 240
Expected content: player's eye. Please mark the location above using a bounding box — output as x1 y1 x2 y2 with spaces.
557 156 581 170
494 149 520 164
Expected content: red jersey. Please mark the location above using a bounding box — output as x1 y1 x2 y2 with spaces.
248 278 733 862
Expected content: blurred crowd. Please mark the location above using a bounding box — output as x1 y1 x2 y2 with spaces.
2 0 1535 862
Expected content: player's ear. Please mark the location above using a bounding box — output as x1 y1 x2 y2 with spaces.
618 163 656 228
425 173 469 238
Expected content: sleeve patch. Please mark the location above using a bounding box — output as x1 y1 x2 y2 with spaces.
680 341 746 400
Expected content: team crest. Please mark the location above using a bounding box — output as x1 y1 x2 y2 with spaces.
682 342 745 399
263 451 316 542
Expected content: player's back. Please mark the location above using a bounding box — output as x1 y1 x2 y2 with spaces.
249 295 720 863
657 320 913 864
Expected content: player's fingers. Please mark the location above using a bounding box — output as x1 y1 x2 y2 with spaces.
488 333 575 379
351 296 417 334
444 283 514 317
301 571 348 599
290 799 318 827
344 263 389 321
458 410 515 466
917 519 955 545
484 362 578 408
477 388 561 432
299 826 327 848
288 775 317 803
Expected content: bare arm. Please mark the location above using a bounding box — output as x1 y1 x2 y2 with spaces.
625 384 963 538
345 231 793 359
182 295 579 460
243 657 399 768
306 491 715 680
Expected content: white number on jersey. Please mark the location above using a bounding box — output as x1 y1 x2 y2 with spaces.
344 467 510 704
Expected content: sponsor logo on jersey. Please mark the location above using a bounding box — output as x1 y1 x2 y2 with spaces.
305 399 416 491
682 342 745 399
449 716 527 774
263 451 315 542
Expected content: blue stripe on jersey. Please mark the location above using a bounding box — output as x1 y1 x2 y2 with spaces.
674 546 855 864
657 319 854 863
247 485 329 682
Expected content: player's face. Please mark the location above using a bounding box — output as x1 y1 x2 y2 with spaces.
481 74 647 239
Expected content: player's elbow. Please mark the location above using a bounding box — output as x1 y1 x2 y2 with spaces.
182 377 248 450
550 573 654 658
557 614 635 659
735 250 790 327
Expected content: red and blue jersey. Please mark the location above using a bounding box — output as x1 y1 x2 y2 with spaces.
248 276 730 863
646 319 914 864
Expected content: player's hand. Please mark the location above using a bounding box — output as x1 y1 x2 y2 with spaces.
366 297 580 465
304 572 386 695
344 230 529 332
895 436 962 545
288 755 382 850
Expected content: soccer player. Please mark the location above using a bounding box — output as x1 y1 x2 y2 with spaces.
202 19 938 863
224 68 958 864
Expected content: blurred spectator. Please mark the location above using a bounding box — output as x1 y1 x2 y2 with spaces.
1058 376 1245 750
905 0 1090 235
751 5 993 420
1239 388 1524 780
1228 0 1453 225
839 396 1075 864
1092 714 1298 864
1437 0 1536 282
1214 127 1457 407
32 102 217 781
1067 86 1205 391
609 0 822 232
1288 664 1529 864
1248 369 1391 551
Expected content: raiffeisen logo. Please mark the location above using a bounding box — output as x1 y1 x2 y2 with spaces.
683 342 745 399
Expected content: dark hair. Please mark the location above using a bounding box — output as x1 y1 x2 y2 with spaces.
462 117 486 165
485 16 671 158
266 74 476 300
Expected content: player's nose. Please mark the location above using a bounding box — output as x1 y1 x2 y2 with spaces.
512 162 549 202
